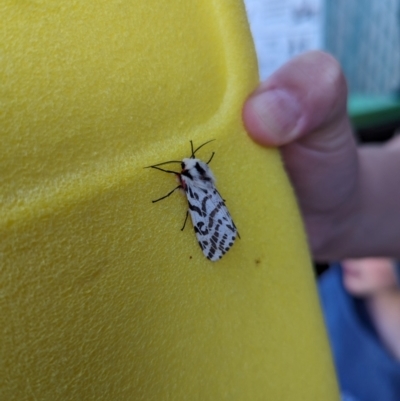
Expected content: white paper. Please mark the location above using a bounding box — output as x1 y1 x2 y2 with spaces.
244 0 324 80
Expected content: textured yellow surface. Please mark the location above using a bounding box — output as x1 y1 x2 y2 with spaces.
0 1 340 400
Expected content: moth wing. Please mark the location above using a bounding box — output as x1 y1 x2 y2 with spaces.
186 185 238 261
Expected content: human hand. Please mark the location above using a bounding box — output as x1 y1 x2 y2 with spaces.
243 51 359 261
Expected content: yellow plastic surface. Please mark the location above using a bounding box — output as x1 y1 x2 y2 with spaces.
0 1 340 400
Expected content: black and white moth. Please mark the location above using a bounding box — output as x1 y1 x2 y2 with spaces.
146 140 239 261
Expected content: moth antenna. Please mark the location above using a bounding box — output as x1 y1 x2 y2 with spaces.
191 139 216 158
190 140 195 158
146 165 178 175
206 152 215 164
145 160 181 168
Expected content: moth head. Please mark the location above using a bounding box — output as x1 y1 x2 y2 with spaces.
181 158 216 184
182 158 198 171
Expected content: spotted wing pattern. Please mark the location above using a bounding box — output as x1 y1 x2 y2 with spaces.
184 184 238 261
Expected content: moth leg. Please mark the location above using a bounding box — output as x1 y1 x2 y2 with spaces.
152 185 182 203
181 210 189 231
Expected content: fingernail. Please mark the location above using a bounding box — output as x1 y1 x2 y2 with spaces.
249 89 301 143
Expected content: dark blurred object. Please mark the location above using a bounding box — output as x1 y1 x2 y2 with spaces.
357 120 400 143
349 94 400 143
315 263 329 276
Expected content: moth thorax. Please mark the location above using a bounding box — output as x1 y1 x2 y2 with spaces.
182 158 216 183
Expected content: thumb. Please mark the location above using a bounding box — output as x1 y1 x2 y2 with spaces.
243 52 360 260
242 51 348 148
